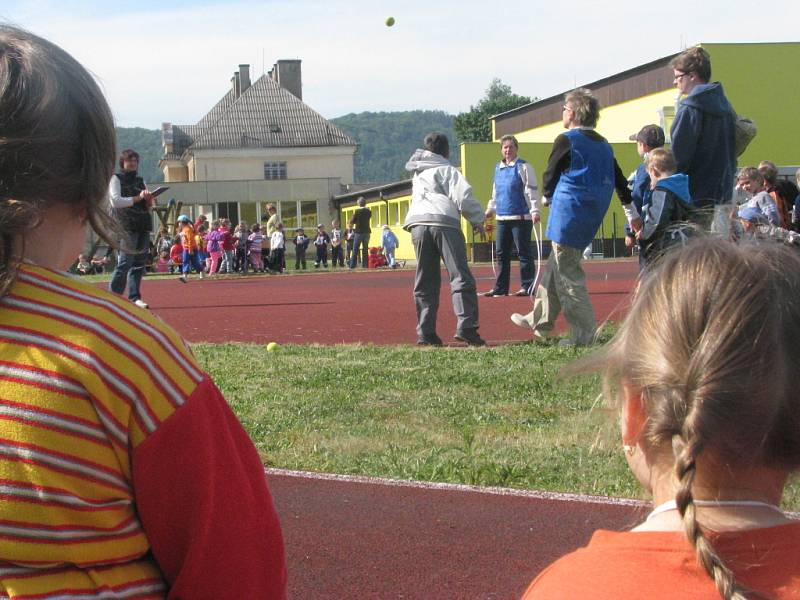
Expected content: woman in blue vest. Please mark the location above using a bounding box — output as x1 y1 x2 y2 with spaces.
483 135 540 297
510 88 639 346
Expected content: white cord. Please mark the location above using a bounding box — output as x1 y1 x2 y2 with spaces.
529 219 543 301
490 234 497 278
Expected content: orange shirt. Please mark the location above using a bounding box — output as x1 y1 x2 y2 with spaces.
522 522 800 599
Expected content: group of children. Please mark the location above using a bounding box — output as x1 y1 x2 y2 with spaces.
625 124 800 269
145 216 403 281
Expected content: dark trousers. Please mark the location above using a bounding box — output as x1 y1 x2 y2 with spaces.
349 233 370 268
315 246 328 267
331 245 344 267
109 229 150 301
492 219 535 294
270 248 285 272
295 249 307 269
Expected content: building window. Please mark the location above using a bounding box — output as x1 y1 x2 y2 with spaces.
264 161 287 180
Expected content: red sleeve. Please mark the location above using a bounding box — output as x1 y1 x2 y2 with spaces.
132 376 287 599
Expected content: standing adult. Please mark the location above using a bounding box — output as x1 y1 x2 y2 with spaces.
670 46 736 216
348 196 372 268
109 149 153 309
482 135 540 297
404 133 486 347
510 88 638 346
264 203 279 271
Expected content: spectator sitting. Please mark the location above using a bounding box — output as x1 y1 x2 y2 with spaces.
737 205 800 245
760 160 799 231
91 254 110 273
76 254 92 275
521 238 800 599
736 167 781 227
154 250 170 273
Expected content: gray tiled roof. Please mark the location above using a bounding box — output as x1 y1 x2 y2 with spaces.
175 75 355 153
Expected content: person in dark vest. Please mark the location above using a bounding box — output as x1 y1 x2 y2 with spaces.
348 196 372 268
108 149 154 308
482 134 540 297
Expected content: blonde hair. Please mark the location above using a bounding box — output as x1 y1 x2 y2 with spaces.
0 25 117 296
646 148 677 176
599 238 800 599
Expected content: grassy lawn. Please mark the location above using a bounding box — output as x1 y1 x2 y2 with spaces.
193 341 800 510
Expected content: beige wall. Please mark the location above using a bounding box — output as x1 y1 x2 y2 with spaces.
187 147 355 184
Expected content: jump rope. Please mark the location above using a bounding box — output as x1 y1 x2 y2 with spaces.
489 218 544 303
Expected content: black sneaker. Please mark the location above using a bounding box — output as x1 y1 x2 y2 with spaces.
454 330 486 347
417 334 443 347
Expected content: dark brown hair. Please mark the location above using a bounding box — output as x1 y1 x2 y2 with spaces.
424 132 450 159
670 46 712 83
0 24 117 296
118 148 140 170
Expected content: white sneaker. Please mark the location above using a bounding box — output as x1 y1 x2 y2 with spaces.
199 271 206 280
178 275 187 283
133 299 149 309
510 313 533 330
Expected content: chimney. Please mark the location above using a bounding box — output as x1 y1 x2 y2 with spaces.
239 64 251 93
234 71 241 98
270 59 302 100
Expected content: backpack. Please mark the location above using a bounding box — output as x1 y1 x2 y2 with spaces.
732 111 757 157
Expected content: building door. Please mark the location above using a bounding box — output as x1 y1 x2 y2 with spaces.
217 202 239 224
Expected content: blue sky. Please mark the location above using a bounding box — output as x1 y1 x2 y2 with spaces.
2 0 798 128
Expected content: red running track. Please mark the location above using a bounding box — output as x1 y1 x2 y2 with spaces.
136 260 639 345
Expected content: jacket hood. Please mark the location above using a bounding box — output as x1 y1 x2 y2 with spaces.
405 149 451 172
655 173 692 203
680 82 733 117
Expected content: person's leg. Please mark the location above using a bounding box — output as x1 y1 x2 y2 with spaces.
491 219 513 294
437 227 480 338
411 226 442 341
514 248 561 333
348 236 359 268
514 219 535 293
109 232 136 296
360 235 369 268
124 230 149 301
552 244 595 345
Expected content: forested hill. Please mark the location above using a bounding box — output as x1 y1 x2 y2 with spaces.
330 110 459 183
115 109 459 185
116 127 163 183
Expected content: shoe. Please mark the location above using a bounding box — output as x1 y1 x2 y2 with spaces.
199 271 206 279
510 313 534 330
558 337 592 348
513 288 531 297
417 334 443 347
454 330 486 347
133 299 149 309
481 290 507 297
178 275 188 283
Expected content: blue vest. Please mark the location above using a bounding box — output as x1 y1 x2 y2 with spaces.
494 160 528 217
546 129 615 249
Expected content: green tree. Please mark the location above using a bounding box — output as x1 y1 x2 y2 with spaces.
454 79 534 142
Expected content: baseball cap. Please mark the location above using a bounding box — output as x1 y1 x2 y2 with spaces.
177 214 190 223
629 124 665 148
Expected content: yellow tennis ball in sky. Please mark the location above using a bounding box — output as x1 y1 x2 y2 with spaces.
267 342 279 352
385 16 395 27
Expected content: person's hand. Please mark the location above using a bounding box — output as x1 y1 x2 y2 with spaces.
624 235 634 248
484 208 494 219
473 224 486 241
532 213 541 224
630 217 643 233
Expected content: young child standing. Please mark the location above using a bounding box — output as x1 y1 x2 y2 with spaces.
314 224 330 268
635 148 694 267
269 223 286 273
381 224 400 268
234 221 249 274
345 225 355 265
330 219 345 267
219 219 235 273
292 227 310 270
205 222 224 275
177 215 204 282
248 223 265 272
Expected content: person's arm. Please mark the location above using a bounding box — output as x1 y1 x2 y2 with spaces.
519 161 541 221
670 103 700 175
613 159 641 231
133 376 287 598
637 189 667 242
485 179 498 218
541 134 571 203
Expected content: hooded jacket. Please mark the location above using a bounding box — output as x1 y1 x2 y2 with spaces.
403 150 484 231
670 82 736 206
638 173 694 261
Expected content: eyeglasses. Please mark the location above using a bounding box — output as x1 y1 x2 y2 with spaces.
673 72 690 82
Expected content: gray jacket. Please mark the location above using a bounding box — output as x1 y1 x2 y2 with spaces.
403 150 484 231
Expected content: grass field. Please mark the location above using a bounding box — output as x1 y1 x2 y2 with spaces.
193 340 800 510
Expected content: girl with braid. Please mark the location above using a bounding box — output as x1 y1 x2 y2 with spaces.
523 237 800 599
